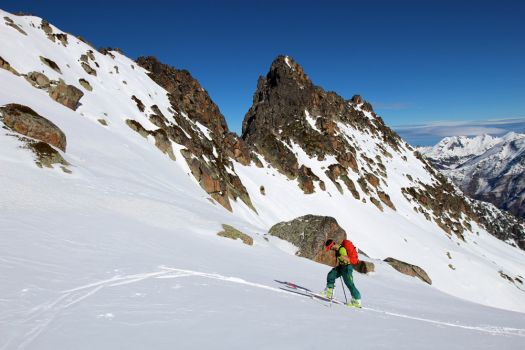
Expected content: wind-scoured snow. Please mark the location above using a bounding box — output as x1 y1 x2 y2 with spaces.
1 9 525 349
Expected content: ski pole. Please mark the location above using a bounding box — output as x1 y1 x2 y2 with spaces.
330 285 335 308
340 277 348 304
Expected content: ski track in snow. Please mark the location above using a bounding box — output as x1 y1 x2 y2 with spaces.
5 266 525 349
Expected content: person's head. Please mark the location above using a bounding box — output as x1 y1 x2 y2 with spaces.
325 239 337 252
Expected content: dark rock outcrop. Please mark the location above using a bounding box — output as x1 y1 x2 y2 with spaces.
40 20 68 46
384 257 432 285
136 56 228 136
469 199 525 250
125 119 149 138
135 56 256 212
401 154 479 240
39 56 61 73
40 19 53 35
0 103 66 151
131 95 145 112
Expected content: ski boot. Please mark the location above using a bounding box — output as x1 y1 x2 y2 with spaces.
320 287 334 299
347 298 362 308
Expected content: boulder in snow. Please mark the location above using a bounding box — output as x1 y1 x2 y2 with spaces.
354 260 375 274
217 224 253 246
269 215 347 266
48 80 84 110
384 257 432 285
25 71 51 89
0 103 67 152
78 78 92 91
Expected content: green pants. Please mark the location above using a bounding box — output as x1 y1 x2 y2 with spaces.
327 264 361 300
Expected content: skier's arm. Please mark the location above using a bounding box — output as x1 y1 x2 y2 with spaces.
337 247 350 264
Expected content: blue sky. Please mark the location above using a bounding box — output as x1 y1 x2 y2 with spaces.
2 0 524 145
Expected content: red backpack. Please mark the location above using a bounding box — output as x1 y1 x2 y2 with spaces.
341 239 359 265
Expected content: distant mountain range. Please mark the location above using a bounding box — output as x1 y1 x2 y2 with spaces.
419 133 525 221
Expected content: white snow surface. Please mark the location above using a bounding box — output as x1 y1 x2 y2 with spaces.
1 10 525 349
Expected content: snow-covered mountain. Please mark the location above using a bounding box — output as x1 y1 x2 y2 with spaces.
418 134 505 169
1 10 525 349
420 133 525 222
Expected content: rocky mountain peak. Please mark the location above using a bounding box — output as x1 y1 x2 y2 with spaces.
241 55 404 196
266 55 313 90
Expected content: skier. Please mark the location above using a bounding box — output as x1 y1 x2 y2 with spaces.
320 239 362 307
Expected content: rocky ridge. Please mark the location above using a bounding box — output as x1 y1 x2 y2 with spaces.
242 55 482 240
133 56 258 212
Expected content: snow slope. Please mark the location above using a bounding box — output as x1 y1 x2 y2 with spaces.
1 10 525 349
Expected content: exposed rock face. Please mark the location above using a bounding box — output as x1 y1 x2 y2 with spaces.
0 56 19 75
3 16 27 35
131 95 145 112
0 103 66 152
269 215 347 266
125 119 175 161
125 119 149 138
354 260 375 274
39 56 61 73
25 71 50 89
98 48 116 59
136 56 227 136
81 62 97 76
242 55 401 205
384 257 432 285
217 224 253 246
469 199 525 250
78 78 92 91
401 153 479 240
40 20 68 46
135 56 256 212
40 19 53 35
48 80 84 110
378 191 396 210
27 141 69 169
99 47 123 57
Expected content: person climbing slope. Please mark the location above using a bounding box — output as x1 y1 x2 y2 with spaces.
321 239 362 308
